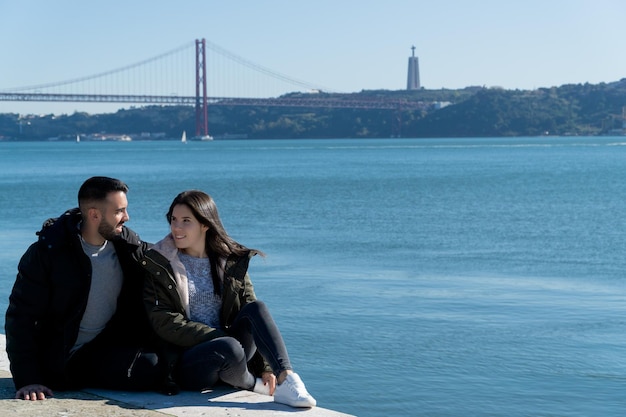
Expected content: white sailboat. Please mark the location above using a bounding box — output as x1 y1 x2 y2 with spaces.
181 130 187 144
76 134 80 143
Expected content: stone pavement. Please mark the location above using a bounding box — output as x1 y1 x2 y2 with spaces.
0 335 355 417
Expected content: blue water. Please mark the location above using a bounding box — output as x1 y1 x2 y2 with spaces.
1 137 626 416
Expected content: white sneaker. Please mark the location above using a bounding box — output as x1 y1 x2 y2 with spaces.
274 373 316 408
252 378 271 396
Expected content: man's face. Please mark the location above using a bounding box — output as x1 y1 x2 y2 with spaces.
97 191 129 240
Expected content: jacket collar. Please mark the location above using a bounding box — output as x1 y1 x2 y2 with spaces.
152 234 179 261
151 234 229 280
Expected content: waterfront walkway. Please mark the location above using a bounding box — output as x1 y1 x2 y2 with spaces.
0 334 354 417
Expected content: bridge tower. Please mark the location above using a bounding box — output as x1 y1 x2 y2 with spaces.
195 39 209 137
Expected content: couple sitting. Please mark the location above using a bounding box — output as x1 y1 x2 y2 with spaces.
5 176 316 408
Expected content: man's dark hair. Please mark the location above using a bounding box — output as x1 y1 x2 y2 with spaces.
78 176 129 210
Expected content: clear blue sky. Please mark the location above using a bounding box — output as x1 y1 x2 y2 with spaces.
1 0 625 115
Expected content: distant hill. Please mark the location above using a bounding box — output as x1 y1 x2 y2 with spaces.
2 80 626 140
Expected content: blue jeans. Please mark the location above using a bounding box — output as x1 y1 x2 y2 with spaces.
178 300 293 391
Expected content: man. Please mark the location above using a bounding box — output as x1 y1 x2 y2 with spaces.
5 176 163 400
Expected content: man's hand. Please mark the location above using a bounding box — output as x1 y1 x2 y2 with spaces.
15 384 54 400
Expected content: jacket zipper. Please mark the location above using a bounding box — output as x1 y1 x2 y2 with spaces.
127 348 142 378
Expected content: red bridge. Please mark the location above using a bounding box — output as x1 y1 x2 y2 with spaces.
0 39 423 137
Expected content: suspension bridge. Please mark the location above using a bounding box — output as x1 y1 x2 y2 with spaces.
0 39 422 137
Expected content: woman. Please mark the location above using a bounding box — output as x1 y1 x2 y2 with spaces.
140 190 316 408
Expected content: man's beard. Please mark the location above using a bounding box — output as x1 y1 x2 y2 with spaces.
98 219 121 241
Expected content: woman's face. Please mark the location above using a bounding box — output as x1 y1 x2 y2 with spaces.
169 204 208 257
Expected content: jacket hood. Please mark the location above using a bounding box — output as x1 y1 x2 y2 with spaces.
37 207 143 250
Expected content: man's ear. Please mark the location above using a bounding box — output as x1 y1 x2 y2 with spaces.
87 207 101 222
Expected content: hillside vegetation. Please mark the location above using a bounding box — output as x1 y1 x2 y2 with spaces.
2 79 626 140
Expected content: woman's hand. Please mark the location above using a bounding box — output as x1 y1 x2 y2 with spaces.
261 371 277 395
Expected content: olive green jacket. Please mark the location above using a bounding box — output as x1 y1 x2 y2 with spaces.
139 235 271 377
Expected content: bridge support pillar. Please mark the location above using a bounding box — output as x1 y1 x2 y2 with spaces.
195 39 209 137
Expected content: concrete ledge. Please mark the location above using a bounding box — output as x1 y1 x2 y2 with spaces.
0 335 354 417
0 370 171 417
